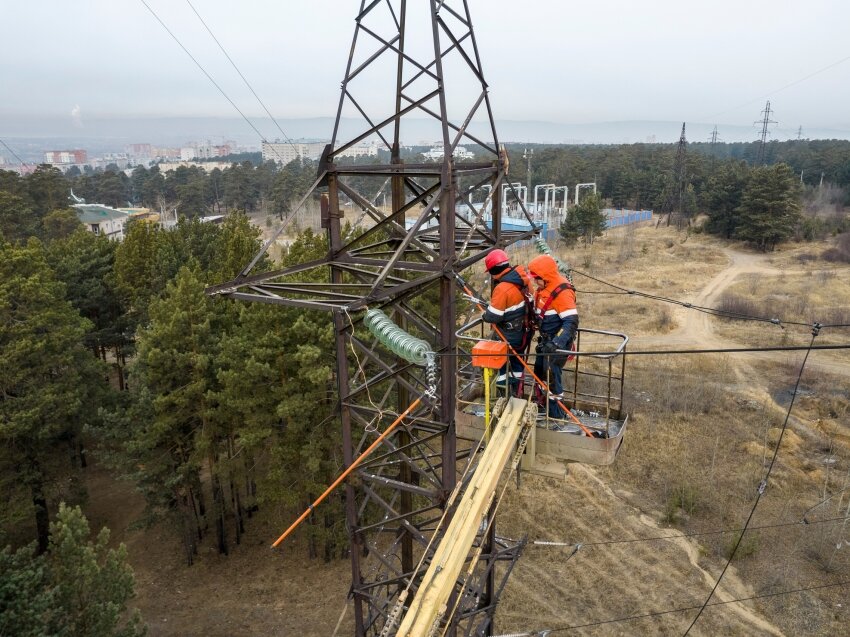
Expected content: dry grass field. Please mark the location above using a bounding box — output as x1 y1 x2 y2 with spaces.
494 223 850 636
84 221 849 635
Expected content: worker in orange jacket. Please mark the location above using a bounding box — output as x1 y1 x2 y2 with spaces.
481 249 533 397
528 254 578 418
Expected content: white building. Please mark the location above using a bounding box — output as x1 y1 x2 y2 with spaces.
261 140 327 164
423 146 474 161
44 149 88 164
337 141 379 158
74 204 131 240
156 161 232 174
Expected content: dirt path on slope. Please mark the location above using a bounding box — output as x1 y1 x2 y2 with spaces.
497 467 786 636
636 247 849 379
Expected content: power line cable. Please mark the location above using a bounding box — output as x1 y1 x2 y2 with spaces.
682 324 820 635
399 343 850 358
520 578 850 635
802 489 850 523
698 52 850 122
184 0 300 155
572 268 850 332
512 513 850 550
468 263 848 332
0 138 26 166
138 0 289 167
571 267 812 328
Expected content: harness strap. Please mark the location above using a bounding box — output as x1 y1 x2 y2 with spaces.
538 281 572 315
503 267 536 332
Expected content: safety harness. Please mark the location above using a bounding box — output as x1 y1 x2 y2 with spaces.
535 281 574 325
533 281 576 408
499 268 536 397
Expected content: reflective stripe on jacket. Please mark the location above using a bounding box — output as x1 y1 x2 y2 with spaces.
482 265 531 332
528 254 579 347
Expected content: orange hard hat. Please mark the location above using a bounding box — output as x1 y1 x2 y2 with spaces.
484 249 510 271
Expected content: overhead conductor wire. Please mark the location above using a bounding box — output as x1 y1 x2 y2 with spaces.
571 267 811 328
184 0 300 154
509 513 850 551
141 1 335 279
681 323 821 635
698 52 850 122
139 0 292 167
384 343 850 358
0 138 26 166
512 579 850 635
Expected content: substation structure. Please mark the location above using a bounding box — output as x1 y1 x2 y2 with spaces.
208 1 541 634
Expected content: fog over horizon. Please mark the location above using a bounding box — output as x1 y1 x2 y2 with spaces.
3 115 849 150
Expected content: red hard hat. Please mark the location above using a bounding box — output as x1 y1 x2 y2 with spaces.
484 249 510 271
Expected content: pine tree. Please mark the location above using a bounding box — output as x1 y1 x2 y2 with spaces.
704 160 749 239
560 193 606 245
46 231 130 374
0 542 54 637
129 266 223 562
735 163 802 250
0 504 145 637
0 239 107 552
25 165 69 219
47 503 145 637
0 191 40 242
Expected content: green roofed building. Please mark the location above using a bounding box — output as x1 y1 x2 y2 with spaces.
73 204 131 240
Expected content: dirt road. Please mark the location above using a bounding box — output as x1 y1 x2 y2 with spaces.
635 247 849 379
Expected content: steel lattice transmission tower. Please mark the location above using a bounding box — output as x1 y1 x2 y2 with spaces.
755 100 777 165
208 2 538 635
708 125 720 166
665 122 687 226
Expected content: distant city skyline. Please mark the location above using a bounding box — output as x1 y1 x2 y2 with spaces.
2 1 850 149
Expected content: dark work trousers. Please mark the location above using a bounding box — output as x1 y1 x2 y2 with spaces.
533 338 567 418
496 329 528 398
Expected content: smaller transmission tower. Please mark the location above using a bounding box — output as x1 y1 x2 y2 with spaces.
755 101 777 165
665 122 687 226
797 125 803 140
708 125 720 164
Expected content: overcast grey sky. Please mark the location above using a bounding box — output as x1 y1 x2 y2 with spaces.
2 1 849 138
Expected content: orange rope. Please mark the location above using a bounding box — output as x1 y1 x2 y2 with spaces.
271 396 423 548
458 275 593 437
272 270 590 547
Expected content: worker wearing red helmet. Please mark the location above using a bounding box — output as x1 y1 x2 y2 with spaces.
528 254 578 419
482 249 533 397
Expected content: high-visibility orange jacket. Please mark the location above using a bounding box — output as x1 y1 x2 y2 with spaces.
528 254 578 348
482 265 532 335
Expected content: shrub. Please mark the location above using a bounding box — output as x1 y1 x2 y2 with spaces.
724 529 759 560
717 293 760 320
821 232 850 263
663 483 700 524
657 306 674 331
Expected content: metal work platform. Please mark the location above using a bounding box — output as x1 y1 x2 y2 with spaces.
457 323 629 475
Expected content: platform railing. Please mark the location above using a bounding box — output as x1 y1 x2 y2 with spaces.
455 318 628 430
